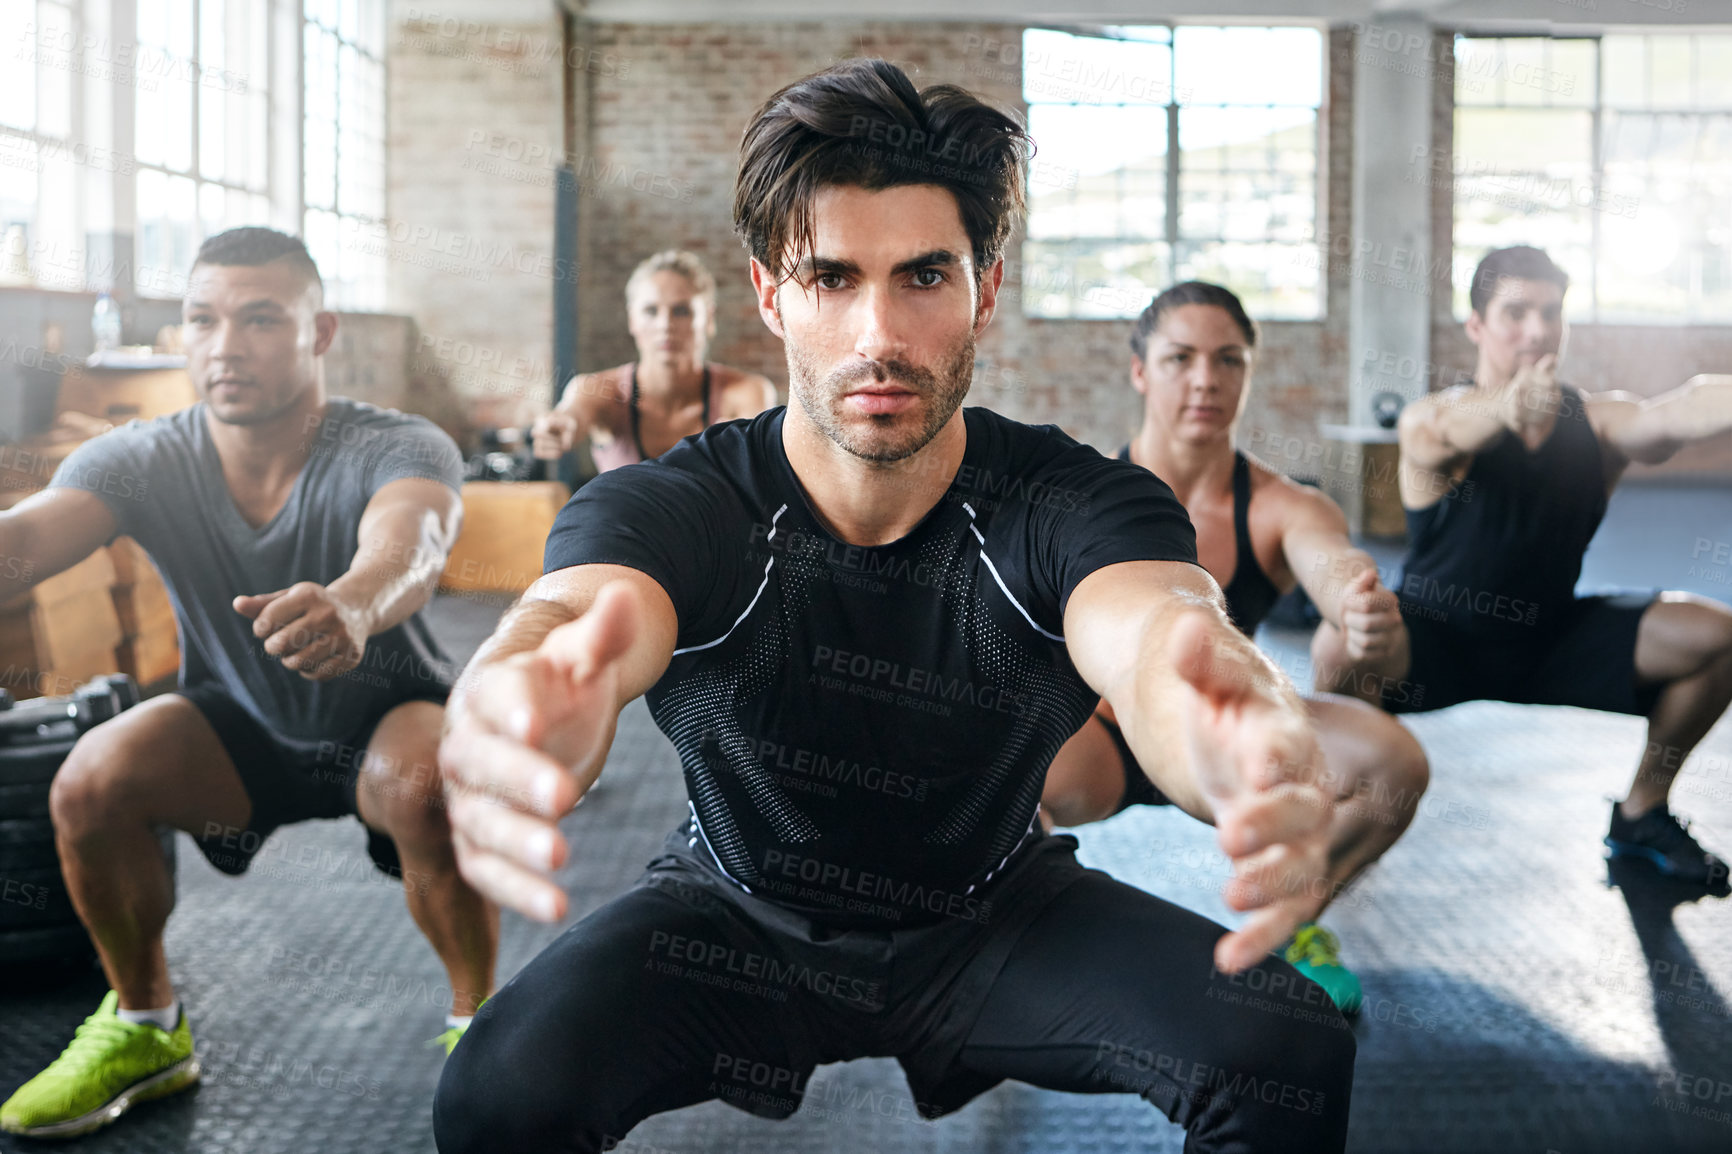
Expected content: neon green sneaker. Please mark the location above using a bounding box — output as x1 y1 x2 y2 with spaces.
0 990 199 1138
1283 923 1364 1016
427 996 489 1057
429 1022 467 1057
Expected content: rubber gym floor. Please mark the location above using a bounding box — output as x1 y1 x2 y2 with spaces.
3 479 1729 1154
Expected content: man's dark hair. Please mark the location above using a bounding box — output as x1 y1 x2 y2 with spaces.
1130 281 1257 361
192 227 324 298
733 58 1031 285
1469 245 1569 317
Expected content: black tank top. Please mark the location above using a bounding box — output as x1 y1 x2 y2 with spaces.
628 363 712 459
1397 383 1605 639
1120 447 1281 636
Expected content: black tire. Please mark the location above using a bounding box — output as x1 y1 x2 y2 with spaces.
0 780 50 820
0 922 94 965
0 816 57 870
0 864 75 928
0 741 73 788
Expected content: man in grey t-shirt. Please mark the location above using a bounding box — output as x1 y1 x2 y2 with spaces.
0 228 497 1141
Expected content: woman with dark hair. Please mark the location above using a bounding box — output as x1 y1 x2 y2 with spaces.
530 249 778 471
1042 281 1430 1013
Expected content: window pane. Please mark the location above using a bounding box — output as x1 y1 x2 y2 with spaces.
1022 29 1172 107
1175 27 1321 108
1603 36 1646 108
0 137 40 242
1179 240 1321 319
1 5 38 131
138 0 195 58
1699 36 1732 108
1649 37 1692 108
1600 111 1732 322
34 1 75 137
200 83 227 182
1026 104 1165 241
136 169 197 296
1020 238 1169 319
1454 38 1588 109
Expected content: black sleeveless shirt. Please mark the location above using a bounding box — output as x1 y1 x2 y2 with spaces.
1119 447 1282 636
1397 383 1606 639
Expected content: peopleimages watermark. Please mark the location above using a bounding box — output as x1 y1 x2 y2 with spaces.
809 643 1031 719
1094 1040 1330 1115
757 848 993 925
1408 145 1640 220
646 929 883 1007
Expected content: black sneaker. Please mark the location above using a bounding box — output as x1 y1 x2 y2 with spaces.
1606 803 1728 886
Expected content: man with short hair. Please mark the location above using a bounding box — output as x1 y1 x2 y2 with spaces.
0 227 497 1140
1315 244 1732 885
434 60 1355 1154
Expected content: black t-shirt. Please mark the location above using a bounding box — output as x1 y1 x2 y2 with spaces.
545 406 1197 927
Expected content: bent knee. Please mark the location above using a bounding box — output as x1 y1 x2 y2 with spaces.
49 736 130 835
435 1022 611 1154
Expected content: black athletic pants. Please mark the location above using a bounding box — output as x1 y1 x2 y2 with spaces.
435 830 1355 1154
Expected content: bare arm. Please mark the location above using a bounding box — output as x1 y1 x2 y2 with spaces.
1065 560 1333 971
1397 355 1560 507
1279 489 1405 663
0 488 120 603
1397 385 1512 472
531 374 602 459
1588 375 1732 466
332 477 462 634
232 477 461 679
439 565 678 921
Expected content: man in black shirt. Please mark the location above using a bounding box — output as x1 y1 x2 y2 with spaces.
434 60 1355 1153
1316 245 1732 885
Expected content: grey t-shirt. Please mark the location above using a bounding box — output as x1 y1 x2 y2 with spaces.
50 397 464 755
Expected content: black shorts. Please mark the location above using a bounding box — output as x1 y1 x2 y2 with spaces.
1105 714 1173 813
435 826 1356 1154
1385 592 1663 716
179 683 447 880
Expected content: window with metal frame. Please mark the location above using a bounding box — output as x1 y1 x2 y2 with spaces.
1021 25 1325 321
1453 32 1732 323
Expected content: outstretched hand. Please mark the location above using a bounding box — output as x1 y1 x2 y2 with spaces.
1166 611 1334 974
1338 566 1403 662
438 581 643 922
234 582 368 680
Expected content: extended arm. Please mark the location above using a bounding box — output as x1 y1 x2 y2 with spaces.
1588 375 1732 466
439 566 679 921
233 477 462 678
1279 489 1405 663
333 477 462 634
0 487 120 603
1065 560 1333 971
531 374 601 460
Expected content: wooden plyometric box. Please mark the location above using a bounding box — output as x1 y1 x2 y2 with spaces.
57 366 197 426
441 481 571 595
0 550 124 699
1317 424 1407 542
116 622 180 688
108 538 180 687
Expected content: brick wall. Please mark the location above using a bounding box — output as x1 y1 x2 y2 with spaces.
573 21 1354 460
387 15 564 431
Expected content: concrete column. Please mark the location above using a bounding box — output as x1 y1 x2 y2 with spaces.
1347 16 1437 424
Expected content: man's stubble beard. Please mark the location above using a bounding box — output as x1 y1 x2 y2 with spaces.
784 325 976 465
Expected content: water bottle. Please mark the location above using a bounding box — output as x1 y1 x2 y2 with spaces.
91 293 122 352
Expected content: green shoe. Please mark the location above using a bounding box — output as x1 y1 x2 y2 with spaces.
1283 923 1364 1016
0 991 199 1138
429 1022 467 1057
428 996 489 1058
